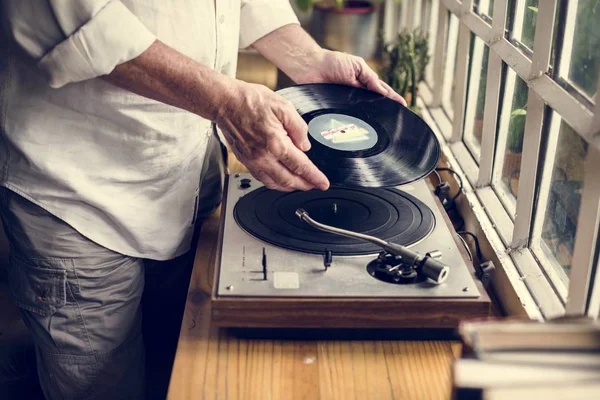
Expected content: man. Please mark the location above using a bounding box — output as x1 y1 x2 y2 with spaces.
0 1 404 399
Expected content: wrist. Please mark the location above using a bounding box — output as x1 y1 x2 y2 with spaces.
203 74 240 122
284 48 329 84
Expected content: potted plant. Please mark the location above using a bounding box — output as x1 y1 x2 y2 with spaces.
380 29 430 111
296 1 382 59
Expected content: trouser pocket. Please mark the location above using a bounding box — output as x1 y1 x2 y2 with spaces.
8 253 67 316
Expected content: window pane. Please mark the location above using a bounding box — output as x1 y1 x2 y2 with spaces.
463 35 490 159
540 119 588 281
562 0 600 99
442 13 460 118
507 0 538 51
493 69 528 214
474 0 494 18
425 0 439 84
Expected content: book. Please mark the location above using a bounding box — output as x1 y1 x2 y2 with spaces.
452 318 600 400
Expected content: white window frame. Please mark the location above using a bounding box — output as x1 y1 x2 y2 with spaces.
391 0 600 319
462 34 487 160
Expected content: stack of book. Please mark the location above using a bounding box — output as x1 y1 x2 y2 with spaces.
452 317 600 399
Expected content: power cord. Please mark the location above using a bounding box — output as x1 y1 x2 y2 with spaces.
430 168 494 287
458 231 495 288
432 168 465 231
433 167 463 210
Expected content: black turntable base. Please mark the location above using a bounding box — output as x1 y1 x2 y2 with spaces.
211 174 491 329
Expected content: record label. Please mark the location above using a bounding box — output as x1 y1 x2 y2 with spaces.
308 113 378 152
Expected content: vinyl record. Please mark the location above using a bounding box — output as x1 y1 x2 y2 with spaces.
277 84 441 187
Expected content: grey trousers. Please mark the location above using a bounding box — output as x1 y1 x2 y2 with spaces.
0 135 226 400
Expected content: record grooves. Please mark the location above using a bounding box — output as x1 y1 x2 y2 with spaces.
277 84 441 188
234 186 435 256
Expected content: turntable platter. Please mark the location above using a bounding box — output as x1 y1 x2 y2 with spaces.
234 186 435 255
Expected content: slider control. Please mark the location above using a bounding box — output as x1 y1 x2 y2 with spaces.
323 249 333 270
262 247 267 280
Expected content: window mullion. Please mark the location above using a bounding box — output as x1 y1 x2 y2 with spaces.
566 145 600 315
432 3 448 106
404 0 415 32
511 89 545 249
477 51 503 187
441 0 461 15
463 36 485 159
511 0 526 41
462 12 492 42
413 0 423 29
451 20 472 141
529 0 558 80
491 0 508 40
477 0 510 186
383 0 401 43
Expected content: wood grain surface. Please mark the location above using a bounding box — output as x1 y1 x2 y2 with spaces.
167 155 465 400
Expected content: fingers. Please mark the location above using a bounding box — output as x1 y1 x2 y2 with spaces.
356 58 408 106
277 100 312 152
356 58 388 94
378 80 408 106
277 138 329 191
219 81 329 192
240 131 329 192
250 160 315 192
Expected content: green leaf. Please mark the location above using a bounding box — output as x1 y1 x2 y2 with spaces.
295 0 312 12
527 6 539 13
511 108 527 117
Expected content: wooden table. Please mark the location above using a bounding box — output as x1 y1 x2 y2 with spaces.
167 156 463 400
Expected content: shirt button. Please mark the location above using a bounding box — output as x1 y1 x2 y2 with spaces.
219 15 225 24
206 128 212 138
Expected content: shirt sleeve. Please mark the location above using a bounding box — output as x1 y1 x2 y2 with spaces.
239 0 300 49
3 0 156 88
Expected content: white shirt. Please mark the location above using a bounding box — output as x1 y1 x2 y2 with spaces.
0 0 299 260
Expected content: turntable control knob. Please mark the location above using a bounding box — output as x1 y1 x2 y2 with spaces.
240 178 252 189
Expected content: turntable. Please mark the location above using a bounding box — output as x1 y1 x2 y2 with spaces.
210 84 491 328
210 174 491 328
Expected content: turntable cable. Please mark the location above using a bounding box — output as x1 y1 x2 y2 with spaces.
295 208 450 284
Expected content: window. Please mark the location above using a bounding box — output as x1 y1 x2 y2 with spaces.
507 0 538 52
557 0 600 101
424 0 440 85
442 13 460 120
474 0 494 19
493 68 528 216
463 34 490 160
533 115 588 290
390 0 600 320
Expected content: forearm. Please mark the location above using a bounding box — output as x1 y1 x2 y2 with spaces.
251 24 325 83
104 40 235 121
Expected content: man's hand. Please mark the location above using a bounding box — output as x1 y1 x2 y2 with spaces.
293 50 407 106
253 25 406 105
216 81 330 192
105 41 329 192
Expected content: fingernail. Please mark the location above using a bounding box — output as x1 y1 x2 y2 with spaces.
302 140 311 151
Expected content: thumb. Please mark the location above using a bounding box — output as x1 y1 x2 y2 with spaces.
278 103 311 152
